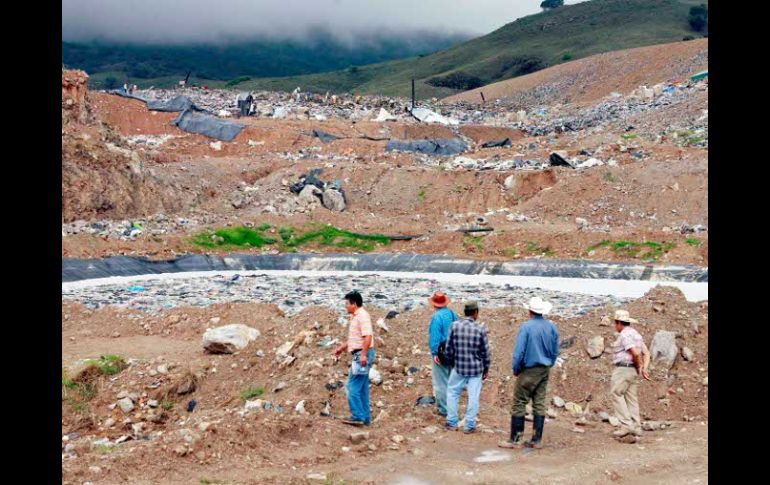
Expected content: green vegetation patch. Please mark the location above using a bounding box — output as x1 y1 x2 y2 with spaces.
588 240 676 261
240 385 265 401
193 224 390 253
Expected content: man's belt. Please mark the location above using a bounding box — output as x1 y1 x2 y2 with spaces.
614 362 635 368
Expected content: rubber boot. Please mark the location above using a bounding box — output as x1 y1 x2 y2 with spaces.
498 415 525 448
525 415 545 449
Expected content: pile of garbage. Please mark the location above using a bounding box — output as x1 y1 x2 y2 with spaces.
61 214 213 240
289 168 347 212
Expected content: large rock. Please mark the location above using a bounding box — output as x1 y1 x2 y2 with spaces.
650 330 678 370
585 336 605 359
202 324 260 354
298 185 322 206
681 347 694 362
350 431 369 444
117 397 134 413
322 189 346 212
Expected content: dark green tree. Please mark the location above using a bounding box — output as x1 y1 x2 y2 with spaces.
104 76 120 89
541 0 564 11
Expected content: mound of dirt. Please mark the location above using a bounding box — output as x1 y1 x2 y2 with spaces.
61 70 199 222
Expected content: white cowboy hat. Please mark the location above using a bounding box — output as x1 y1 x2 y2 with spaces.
614 309 638 324
523 296 553 315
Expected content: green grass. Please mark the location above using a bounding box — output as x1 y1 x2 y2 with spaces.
464 235 484 252
83 355 127 376
685 238 701 246
92 444 115 455
199 479 226 484
192 226 277 249
193 224 390 253
603 171 618 183
239 0 706 98
161 399 174 411
621 133 638 140
240 385 265 401
417 188 426 201
525 241 555 257
282 226 390 252
504 247 519 258
588 240 676 261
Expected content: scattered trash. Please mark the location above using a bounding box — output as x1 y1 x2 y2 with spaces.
325 381 344 392
416 396 436 407
409 107 459 126
549 152 574 168
374 108 397 122
385 310 399 320
560 336 577 349
127 286 145 292
186 400 197 413
386 139 468 156
320 400 331 417
312 129 339 143
481 138 512 148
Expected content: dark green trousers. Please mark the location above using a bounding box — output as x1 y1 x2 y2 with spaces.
512 366 550 417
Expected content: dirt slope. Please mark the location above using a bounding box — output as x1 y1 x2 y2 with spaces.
443 39 708 107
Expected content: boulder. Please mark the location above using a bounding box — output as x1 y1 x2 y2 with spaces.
298 185 322 206
650 330 678 370
322 189 346 212
202 324 260 354
585 336 605 359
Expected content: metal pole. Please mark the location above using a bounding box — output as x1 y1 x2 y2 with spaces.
411 79 415 110
480 91 486 103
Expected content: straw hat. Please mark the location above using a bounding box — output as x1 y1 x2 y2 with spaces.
614 309 638 324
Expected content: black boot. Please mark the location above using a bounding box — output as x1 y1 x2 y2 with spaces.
498 415 525 448
525 415 545 449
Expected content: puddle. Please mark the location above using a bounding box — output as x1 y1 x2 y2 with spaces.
473 449 512 463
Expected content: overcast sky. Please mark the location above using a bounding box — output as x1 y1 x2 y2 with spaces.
63 0 587 44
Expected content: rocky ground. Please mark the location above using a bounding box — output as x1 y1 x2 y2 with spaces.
62 287 707 484
61 40 708 483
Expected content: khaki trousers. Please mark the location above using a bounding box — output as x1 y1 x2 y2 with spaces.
610 366 641 432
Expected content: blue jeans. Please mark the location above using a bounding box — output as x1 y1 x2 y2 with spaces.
446 369 482 431
432 361 451 415
347 348 375 424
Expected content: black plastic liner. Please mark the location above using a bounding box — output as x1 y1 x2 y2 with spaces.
62 253 708 283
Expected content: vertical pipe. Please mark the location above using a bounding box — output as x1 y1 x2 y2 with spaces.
411 79 415 110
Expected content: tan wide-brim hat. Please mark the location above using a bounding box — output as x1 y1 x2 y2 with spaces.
614 309 638 324
523 296 553 315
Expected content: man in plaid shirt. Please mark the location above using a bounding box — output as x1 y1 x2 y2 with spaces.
444 301 490 433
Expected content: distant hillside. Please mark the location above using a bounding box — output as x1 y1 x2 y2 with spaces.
62 30 470 89
444 38 708 106
239 0 707 98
